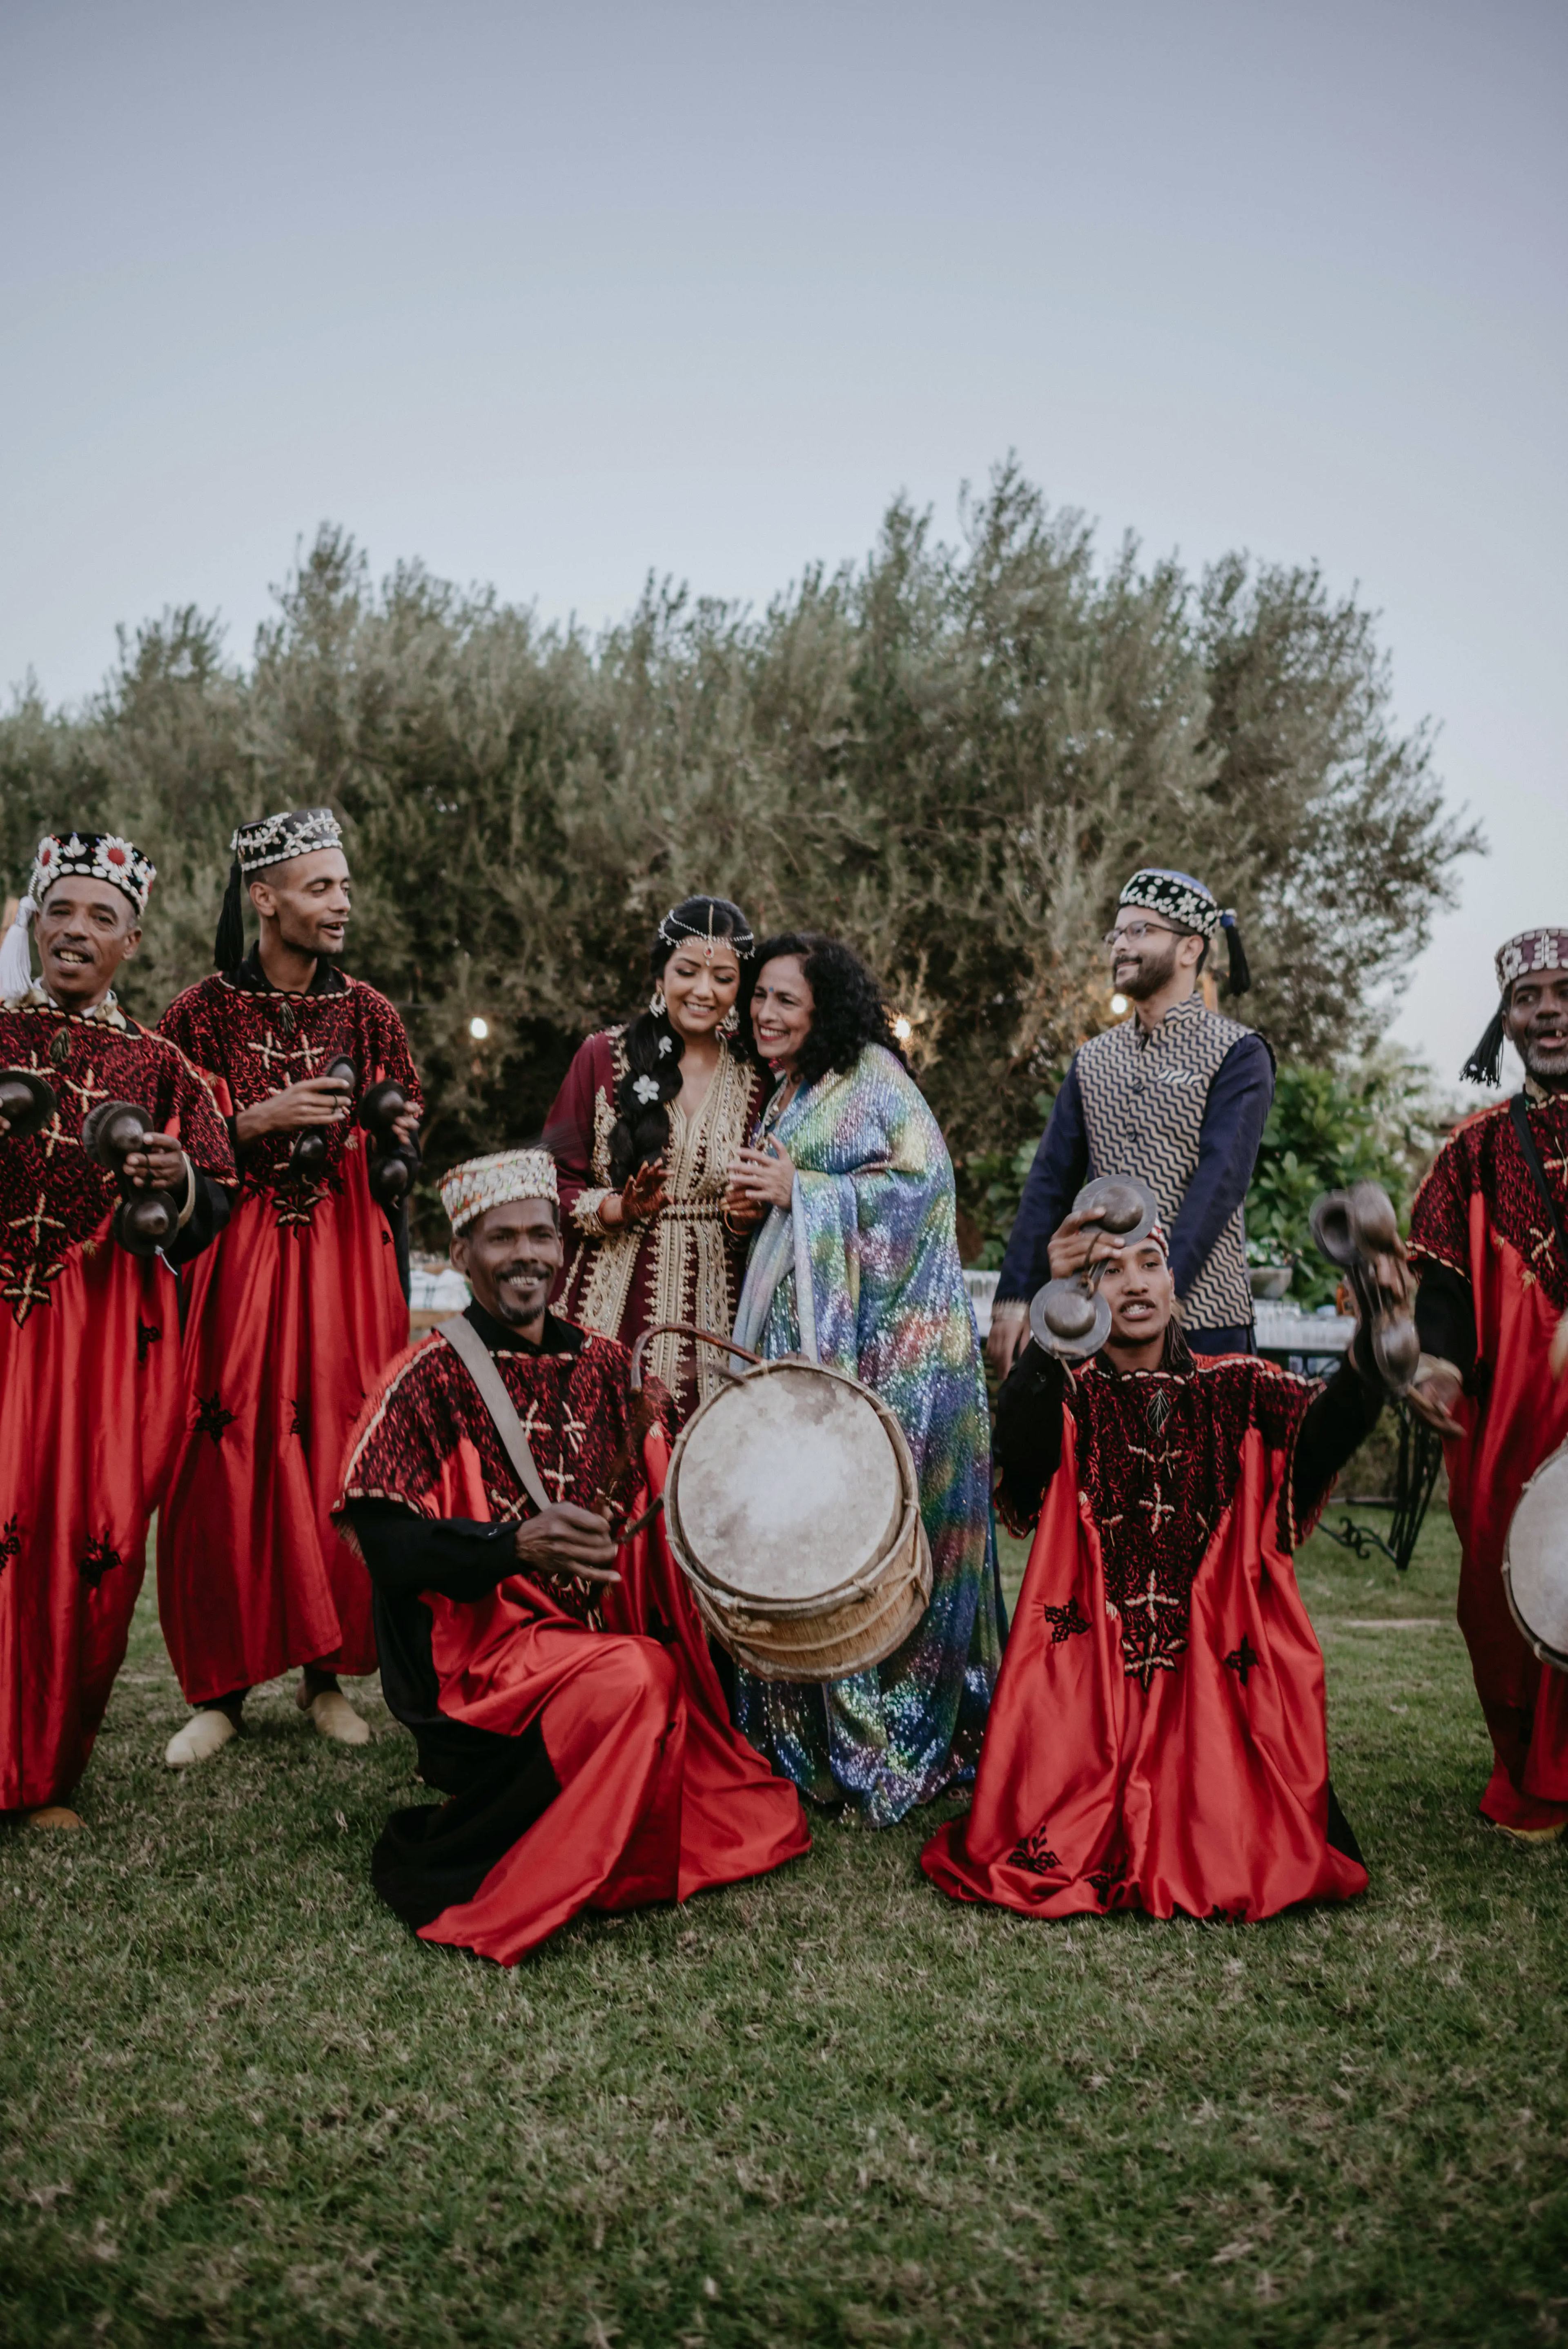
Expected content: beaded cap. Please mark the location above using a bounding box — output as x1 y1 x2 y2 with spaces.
440 1148 559 1233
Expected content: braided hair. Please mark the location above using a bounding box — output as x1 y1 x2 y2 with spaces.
606 896 755 1186
742 932 906 1090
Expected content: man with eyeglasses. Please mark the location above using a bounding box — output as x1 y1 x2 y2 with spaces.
987 867 1272 1374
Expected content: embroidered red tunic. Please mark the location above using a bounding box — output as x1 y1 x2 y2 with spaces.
922 1355 1369 1922
548 1029 763 1419
1408 1093 1568 1830
335 1311 810 1964
0 998 234 1808
155 953 421 1699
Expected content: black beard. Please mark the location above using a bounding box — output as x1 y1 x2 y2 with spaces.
1116 942 1180 1003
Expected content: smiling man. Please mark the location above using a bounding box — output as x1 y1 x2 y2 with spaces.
154 808 421 1766
0 831 234 1824
333 1149 808 1965
987 867 1272 1374
1405 928 1568 1843
924 1207 1392 1922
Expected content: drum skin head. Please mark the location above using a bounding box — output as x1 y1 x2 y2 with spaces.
672 1363 903 1603
1505 1444 1568 1672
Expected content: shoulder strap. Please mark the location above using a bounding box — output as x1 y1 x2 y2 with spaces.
1508 1093 1568 1265
437 1314 553 1515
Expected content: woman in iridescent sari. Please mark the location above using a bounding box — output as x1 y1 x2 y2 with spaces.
725 933 1004 1825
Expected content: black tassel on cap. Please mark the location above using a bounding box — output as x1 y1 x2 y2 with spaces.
1460 1003 1507 1089
213 855 246 970
1220 911 1251 997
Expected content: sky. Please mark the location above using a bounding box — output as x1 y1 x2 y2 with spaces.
2 0 1564 1087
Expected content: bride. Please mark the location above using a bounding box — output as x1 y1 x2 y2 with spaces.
546 896 764 1420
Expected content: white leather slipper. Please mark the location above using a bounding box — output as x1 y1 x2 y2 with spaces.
308 1690 371 1746
164 1711 238 1768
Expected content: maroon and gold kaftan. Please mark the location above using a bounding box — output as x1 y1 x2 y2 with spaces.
156 950 421 1699
1409 1091 1568 1832
336 1307 810 1963
547 1029 762 1419
0 994 234 1809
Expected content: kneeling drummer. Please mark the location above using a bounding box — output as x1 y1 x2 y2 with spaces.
334 1149 808 1966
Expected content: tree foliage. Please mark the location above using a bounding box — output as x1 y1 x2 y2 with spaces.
0 466 1479 1239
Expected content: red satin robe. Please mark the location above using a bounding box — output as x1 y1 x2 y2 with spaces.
1408 1094 1568 1831
922 1356 1367 1922
336 1317 810 1963
155 953 421 1697
0 998 234 1808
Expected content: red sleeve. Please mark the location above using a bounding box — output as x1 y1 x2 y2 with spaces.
154 1038 237 1182
1408 1124 1481 1282
545 1032 618 1227
360 986 423 1117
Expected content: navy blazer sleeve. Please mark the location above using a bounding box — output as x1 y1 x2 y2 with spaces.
1166 1033 1274 1301
996 1061 1090 1304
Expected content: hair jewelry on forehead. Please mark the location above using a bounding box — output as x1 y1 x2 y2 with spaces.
657 902 755 962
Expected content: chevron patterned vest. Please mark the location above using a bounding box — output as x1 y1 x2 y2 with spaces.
1074 995 1255 1334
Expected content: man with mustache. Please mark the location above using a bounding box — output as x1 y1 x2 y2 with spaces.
0 831 234 1825
155 808 421 1766
333 1150 808 1964
1405 928 1568 1844
988 868 1272 1375
924 1209 1390 1921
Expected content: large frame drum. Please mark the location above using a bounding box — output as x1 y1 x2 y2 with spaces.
1503 1442 1568 1672
662 1355 932 1683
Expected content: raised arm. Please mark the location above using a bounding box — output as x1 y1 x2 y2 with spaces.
991 1341 1071 1535
1166 1033 1274 1302
988 1063 1090 1372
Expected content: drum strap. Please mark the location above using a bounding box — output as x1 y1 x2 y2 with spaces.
437 1313 553 1516
1510 1094 1568 1270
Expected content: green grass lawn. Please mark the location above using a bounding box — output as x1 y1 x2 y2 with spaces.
3 1505 1566 2349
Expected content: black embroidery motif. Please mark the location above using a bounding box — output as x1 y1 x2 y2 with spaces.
1008 1827 1061 1874
1073 1358 1311 1687
137 1319 161 1363
290 1398 309 1438
195 1392 236 1443
1087 1866 1128 1907
0 1514 20 1574
1224 1635 1261 1686
79 1534 121 1589
1042 1595 1091 1644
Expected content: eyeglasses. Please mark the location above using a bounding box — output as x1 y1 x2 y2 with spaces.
1103 921 1181 950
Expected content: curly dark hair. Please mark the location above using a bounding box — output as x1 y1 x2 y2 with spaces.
742 932 906 1091
606 896 755 1186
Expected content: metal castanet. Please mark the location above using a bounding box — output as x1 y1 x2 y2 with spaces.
0 1068 58 1141
1309 1180 1419 1395
357 1076 418 1207
80 1097 180 1255
287 1054 357 1181
1028 1173 1160 1361
1503 1443 1568 1673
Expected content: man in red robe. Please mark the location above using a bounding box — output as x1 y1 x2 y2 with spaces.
1405 926 1568 1843
923 1210 1385 1922
0 831 234 1825
334 1147 809 1964
156 808 421 1766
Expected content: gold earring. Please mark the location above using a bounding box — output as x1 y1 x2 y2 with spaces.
649 986 666 1017
717 1003 739 1039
